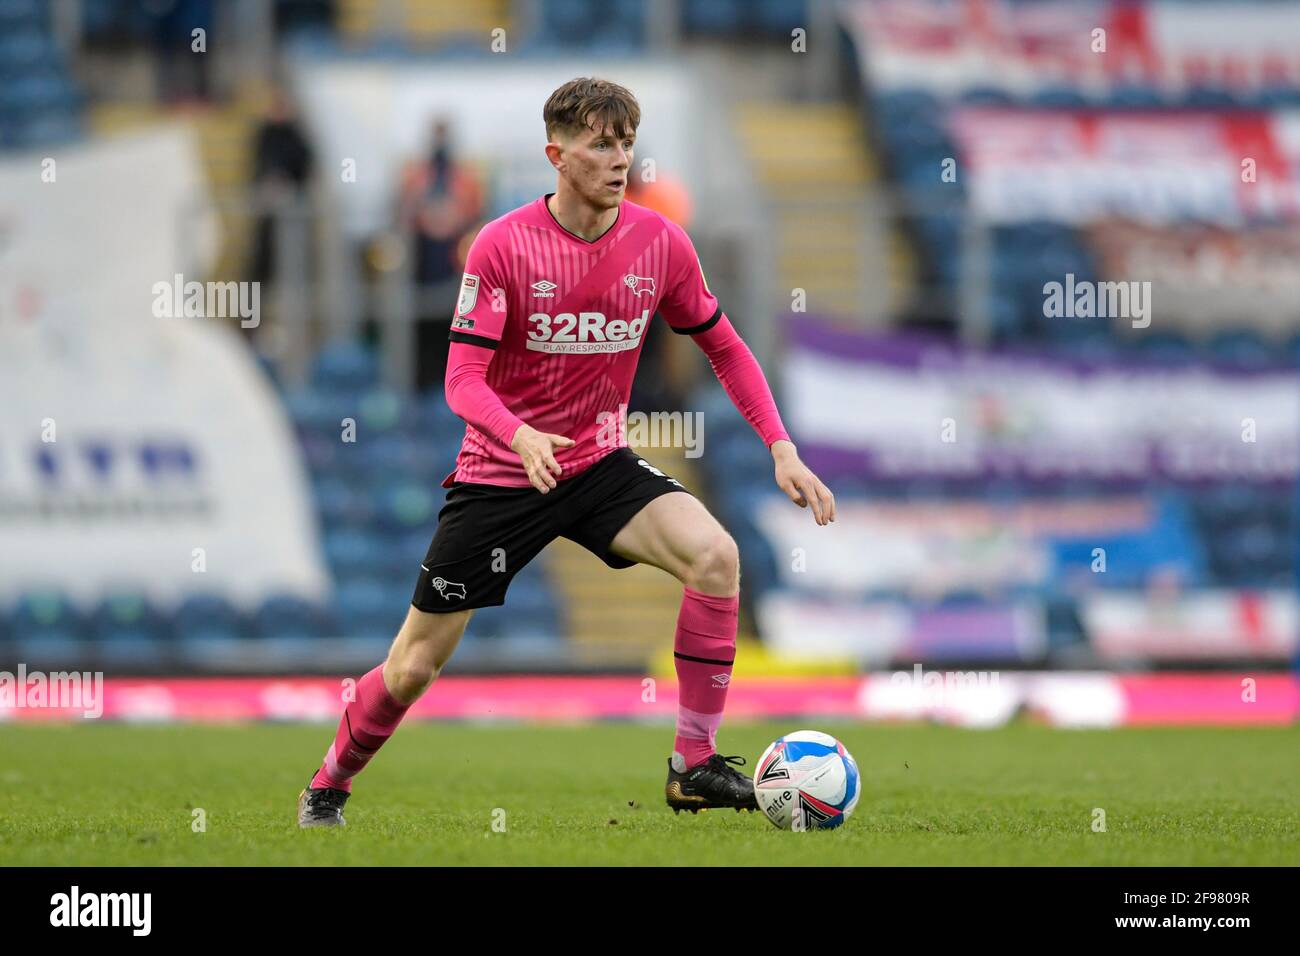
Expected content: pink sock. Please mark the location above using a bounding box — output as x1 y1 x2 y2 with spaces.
310 664 412 792
672 587 739 770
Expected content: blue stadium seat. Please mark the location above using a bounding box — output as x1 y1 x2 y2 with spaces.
311 339 380 392
11 589 84 662
336 579 405 640
11 112 83 149
350 433 444 481
1106 84 1166 110
90 592 167 641
282 385 359 434
1030 86 1089 109
253 594 331 640
755 0 806 34
683 0 742 34
1206 330 1275 368
0 30 59 76
1133 331 1197 364
174 594 247 642
324 528 390 578
959 86 1016 106
90 592 170 667
1216 522 1286 585
2 70 78 111
312 474 366 527
374 479 438 532
1183 86 1240 109
0 0 43 27
357 387 404 434
1253 85 1300 108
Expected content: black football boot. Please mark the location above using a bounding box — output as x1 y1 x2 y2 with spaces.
665 754 759 813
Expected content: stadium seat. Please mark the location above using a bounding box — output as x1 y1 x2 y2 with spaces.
0 0 43 26
324 528 391 579
1205 330 1275 368
11 589 85 664
356 388 404 434
959 86 1016 106
374 479 438 532
174 594 247 642
1133 331 1197 364
283 386 359 435
1183 86 1240 109
311 339 380 392
755 0 806 34
1030 86 1089 109
312 474 367 527
1106 84 1166 110
683 0 742 35
253 594 332 641
336 579 405 641
89 592 171 668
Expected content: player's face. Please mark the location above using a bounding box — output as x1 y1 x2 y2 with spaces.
561 122 635 211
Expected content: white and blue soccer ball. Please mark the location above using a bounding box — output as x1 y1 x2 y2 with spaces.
753 730 860 831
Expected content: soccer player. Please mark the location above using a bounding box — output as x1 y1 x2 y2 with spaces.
299 77 836 827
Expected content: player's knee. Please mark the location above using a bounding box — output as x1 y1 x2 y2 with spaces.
389 608 470 695
686 533 740 596
387 659 438 700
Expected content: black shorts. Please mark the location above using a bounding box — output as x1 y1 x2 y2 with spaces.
411 448 690 613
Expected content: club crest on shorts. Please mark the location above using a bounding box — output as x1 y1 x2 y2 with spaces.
432 577 467 601
422 566 468 602
456 273 480 316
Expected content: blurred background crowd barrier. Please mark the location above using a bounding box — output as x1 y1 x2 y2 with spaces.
1 0 1297 725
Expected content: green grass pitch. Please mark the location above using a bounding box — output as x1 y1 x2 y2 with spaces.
1 721 1296 866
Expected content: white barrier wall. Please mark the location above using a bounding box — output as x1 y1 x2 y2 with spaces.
0 126 329 610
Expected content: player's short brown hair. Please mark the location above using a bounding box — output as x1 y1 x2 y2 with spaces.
543 77 640 142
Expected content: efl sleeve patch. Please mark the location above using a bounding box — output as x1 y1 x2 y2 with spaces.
456 273 480 317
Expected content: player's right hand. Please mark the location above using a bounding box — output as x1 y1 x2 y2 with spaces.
510 424 575 494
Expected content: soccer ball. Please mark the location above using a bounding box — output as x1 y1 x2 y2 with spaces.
753 730 860 831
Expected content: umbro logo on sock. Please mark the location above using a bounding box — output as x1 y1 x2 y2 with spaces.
711 673 731 687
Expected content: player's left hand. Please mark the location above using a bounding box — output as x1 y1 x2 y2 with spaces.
771 440 835 526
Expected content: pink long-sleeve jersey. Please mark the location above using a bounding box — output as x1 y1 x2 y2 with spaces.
442 194 788 488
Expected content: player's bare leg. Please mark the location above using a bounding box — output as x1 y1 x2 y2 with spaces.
298 607 473 827
383 605 475 704
608 491 757 813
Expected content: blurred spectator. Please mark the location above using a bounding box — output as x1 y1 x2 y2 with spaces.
274 0 338 35
248 87 315 287
627 164 695 413
625 168 693 227
148 0 214 104
397 118 484 389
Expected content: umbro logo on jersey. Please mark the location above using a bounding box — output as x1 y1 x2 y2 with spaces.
624 274 656 296
531 279 557 298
